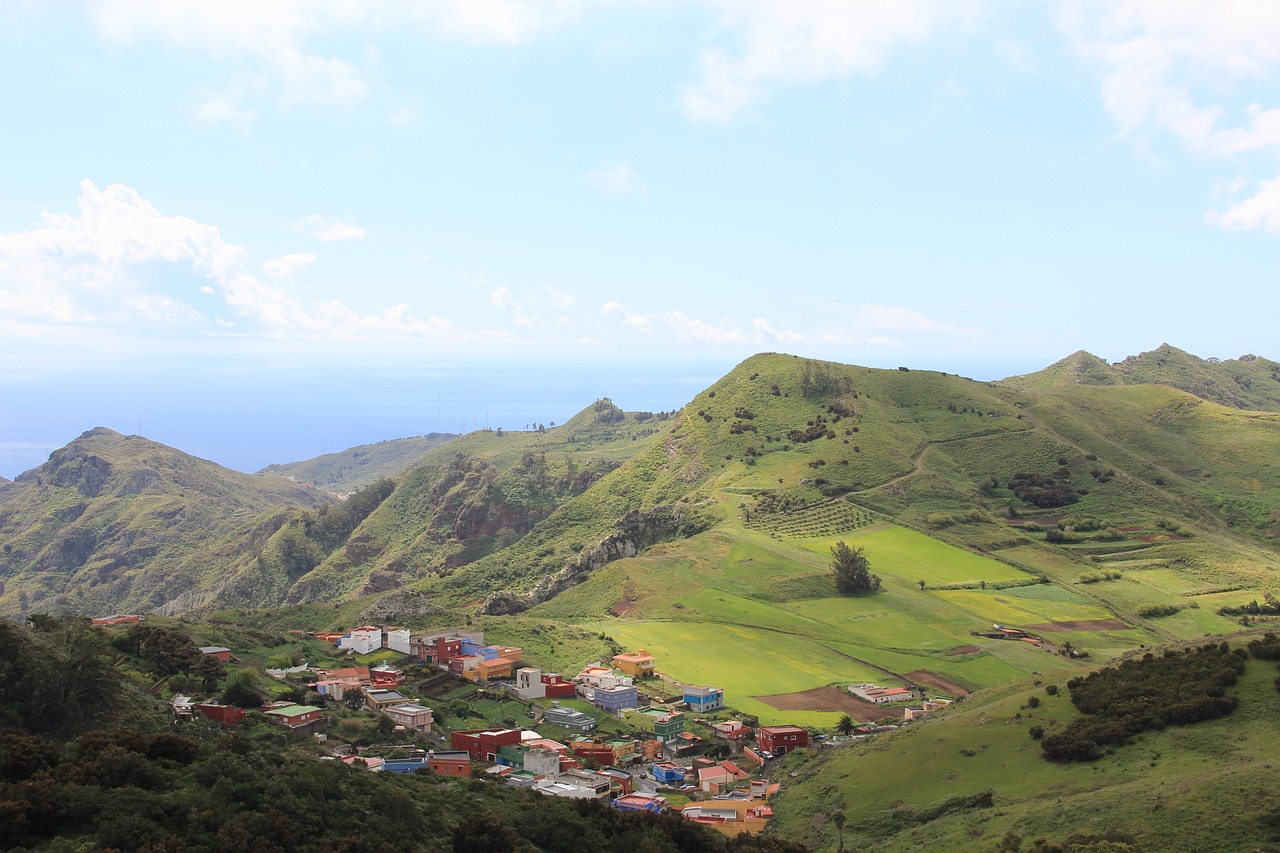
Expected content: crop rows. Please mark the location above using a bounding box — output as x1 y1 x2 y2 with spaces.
748 500 874 539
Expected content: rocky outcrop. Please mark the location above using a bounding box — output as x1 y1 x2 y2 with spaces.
481 503 710 615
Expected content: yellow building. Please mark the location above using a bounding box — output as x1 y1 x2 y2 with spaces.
611 649 655 678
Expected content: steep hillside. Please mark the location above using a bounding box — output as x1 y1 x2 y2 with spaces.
0 428 333 618
280 401 674 605
1004 343 1280 411
259 432 458 494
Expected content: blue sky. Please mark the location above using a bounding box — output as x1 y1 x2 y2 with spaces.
3 1 1280 414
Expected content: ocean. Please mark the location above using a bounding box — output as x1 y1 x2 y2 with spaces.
0 359 734 479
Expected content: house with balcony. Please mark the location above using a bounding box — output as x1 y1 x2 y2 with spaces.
626 708 685 743
383 702 433 734
683 685 724 712
651 761 687 785
712 720 751 740
611 649 656 678
593 683 639 714
756 725 808 755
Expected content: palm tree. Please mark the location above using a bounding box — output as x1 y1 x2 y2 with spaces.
831 810 847 852
835 714 855 736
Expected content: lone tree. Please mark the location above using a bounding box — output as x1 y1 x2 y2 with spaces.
831 541 880 595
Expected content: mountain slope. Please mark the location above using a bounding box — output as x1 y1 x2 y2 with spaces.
768 634 1280 851
259 432 459 494
279 401 674 605
1003 343 1280 410
0 428 333 617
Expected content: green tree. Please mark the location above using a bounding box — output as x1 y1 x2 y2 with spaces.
830 541 880 595
835 714 855 736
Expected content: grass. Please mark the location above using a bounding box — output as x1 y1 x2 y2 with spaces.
769 637 1280 852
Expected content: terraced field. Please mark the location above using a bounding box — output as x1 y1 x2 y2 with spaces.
563 522 1161 726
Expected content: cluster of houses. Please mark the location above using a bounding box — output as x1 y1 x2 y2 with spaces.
159 622 959 837
849 683 953 721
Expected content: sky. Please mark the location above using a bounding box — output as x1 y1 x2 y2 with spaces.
3 1 1280 474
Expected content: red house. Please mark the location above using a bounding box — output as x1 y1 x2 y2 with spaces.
450 729 523 762
429 751 473 777
542 673 576 698
194 703 246 726
756 725 808 755
571 741 619 766
433 636 464 666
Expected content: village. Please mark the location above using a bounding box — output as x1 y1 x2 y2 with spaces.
125 618 959 838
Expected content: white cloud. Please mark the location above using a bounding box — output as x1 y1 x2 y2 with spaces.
601 301 807 345
287 215 366 242
601 300 655 335
88 0 584 110
547 286 575 308
491 284 535 326
587 163 647 196
1205 173 1280 232
315 222 366 242
1060 1 1280 157
858 304 954 332
681 0 966 122
387 103 423 127
263 252 317 279
0 181 461 342
189 91 257 131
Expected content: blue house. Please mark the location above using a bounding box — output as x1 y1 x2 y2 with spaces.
683 685 724 712
651 761 686 785
593 684 639 714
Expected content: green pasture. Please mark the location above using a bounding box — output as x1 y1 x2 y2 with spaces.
770 647 1280 852
588 619 884 727
797 524 1030 586
933 588 1113 628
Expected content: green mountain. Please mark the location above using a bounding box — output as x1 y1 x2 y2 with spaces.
282 401 671 605
0 428 334 618
1003 343 1280 410
258 432 459 495
5 348 1280 851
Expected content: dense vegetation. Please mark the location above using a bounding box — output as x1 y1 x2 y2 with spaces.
1039 643 1245 762
0 616 805 853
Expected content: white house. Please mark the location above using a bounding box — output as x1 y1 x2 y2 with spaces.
338 626 383 655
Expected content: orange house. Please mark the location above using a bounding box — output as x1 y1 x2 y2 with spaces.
611 649 655 678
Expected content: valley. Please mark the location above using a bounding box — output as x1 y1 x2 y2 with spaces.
4 344 1280 851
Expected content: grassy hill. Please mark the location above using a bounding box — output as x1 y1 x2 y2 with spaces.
388 351 1280 734
259 432 459 494
767 634 1280 851
0 428 333 618
280 400 673 605
1003 343 1280 411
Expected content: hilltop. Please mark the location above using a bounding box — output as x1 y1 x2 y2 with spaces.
259 432 459 495
0 428 333 617
1002 343 1280 411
